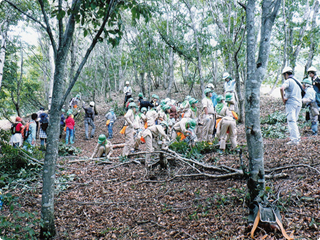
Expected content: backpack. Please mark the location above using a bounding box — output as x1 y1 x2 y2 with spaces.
11 123 17 134
40 113 49 132
21 123 30 140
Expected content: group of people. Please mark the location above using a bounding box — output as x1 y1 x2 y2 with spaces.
9 108 48 151
280 66 320 145
119 74 239 163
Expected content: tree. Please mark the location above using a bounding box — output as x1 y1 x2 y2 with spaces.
245 0 281 223
4 0 150 237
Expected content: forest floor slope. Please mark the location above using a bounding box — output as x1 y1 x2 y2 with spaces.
3 94 320 239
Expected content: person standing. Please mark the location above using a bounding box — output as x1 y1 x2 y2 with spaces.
82 101 95 140
301 78 318 135
59 109 66 139
200 88 215 142
39 112 49 150
280 67 302 145
123 81 132 108
122 102 138 156
23 113 37 150
9 116 24 148
65 110 75 144
307 67 320 106
206 83 218 107
105 108 117 139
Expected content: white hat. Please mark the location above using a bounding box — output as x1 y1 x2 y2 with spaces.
89 101 95 107
164 98 170 103
126 81 129 85
282 66 293 74
222 72 230 80
206 83 214 89
307 66 317 73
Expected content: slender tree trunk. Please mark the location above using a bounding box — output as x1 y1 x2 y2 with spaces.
0 20 8 91
184 0 204 94
305 0 320 74
48 45 55 110
11 44 23 117
246 0 281 223
167 47 174 98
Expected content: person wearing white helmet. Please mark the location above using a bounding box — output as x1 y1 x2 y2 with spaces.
307 66 320 106
82 101 96 140
223 72 236 94
206 83 218 107
301 78 318 135
280 66 302 145
123 81 132 108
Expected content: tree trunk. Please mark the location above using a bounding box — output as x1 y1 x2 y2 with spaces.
0 20 8 91
167 47 174 98
305 0 320 74
246 0 281 223
184 0 204 95
48 45 55 110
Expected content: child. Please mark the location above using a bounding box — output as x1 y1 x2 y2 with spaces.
65 110 75 144
105 108 117 139
10 116 24 148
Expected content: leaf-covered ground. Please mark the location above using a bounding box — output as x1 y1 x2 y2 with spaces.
2 94 320 239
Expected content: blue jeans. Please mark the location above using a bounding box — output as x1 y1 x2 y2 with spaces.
108 122 114 138
85 118 95 139
286 103 301 142
66 127 74 144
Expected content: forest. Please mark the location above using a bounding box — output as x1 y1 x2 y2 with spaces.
0 0 319 239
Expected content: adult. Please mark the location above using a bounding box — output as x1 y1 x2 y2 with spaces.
123 81 132 107
105 108 117 139
223 72 238 111
122 102 138 156
280 66 302 145
307 66 320 106
10 116 24 148
216 95 238 152
82 101 95 140
201 88 215 142
69 93 81 109
301 78 318 135
91 134 113 159
23 113 37 150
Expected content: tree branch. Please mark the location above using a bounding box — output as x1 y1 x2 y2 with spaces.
38 0 58 58
60 0 117 109
4 0 46 30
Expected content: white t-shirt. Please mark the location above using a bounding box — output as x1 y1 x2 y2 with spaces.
282 77 302 106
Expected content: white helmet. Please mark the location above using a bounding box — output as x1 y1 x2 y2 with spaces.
222 72 230 80
282 66 293 74
164 98 170 103
125 81 129 85
89 101 95 107
206 83 214 89
307 66 317 73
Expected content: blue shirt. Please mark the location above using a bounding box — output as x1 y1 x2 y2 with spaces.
211 92 218 107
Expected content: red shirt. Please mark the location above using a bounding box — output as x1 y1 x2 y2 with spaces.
15 123 23 133
65 116 75 130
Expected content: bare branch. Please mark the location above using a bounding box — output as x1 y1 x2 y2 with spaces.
38 0 57 57
4 0 46 29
